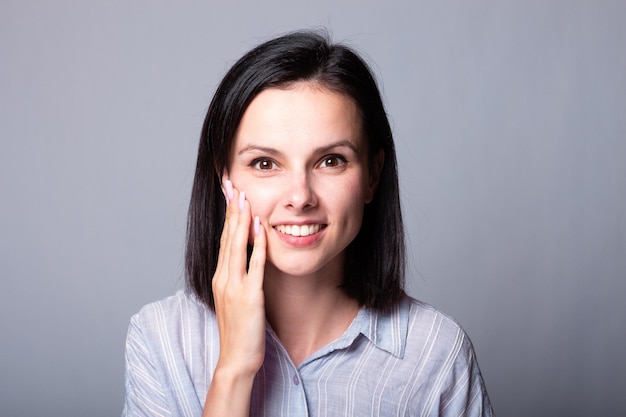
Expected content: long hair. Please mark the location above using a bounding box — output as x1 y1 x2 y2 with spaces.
186 30 405 310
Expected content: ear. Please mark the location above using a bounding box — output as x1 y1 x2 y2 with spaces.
365 149 384 203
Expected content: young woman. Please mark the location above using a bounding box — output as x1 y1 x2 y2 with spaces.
122 31 494 417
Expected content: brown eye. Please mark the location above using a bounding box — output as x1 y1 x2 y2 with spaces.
319 155 347 168
324 157 338 167
255 159 274 170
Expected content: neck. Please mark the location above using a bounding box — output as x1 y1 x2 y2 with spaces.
263 262 360 366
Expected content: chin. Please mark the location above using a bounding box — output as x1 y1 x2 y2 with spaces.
267 263 320 277
265 251 343 279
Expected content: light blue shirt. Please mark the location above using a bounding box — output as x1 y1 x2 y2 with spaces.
122 290 494 416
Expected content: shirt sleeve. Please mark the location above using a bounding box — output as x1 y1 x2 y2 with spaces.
436 334 494 417
122 313 173 417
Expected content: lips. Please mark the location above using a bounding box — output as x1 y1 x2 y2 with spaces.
273 224 325 237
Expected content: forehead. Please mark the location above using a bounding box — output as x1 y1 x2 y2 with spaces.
232 82 364 151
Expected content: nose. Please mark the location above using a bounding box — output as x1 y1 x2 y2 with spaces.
283 172 317 211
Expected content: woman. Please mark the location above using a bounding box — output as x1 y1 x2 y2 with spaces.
123 31 494 417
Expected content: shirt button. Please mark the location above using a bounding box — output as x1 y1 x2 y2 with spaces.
292 374 300 385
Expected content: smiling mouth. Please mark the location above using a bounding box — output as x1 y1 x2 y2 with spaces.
273 224 326 237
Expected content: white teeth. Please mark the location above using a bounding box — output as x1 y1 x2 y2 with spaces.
275 224 321 237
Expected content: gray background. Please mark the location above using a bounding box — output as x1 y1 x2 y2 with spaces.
1 1 624 416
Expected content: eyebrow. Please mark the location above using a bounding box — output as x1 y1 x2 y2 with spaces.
236 140 359 156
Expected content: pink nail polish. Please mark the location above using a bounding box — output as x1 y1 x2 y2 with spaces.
239 191 245 211
254 216 260 235
224 180 234 201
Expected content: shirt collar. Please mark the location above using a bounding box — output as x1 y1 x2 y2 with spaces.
339 295 410 359
268 295 411 368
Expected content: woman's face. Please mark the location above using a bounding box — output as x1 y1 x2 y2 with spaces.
226 82 379 279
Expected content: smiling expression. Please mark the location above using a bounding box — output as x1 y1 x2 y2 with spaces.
226 82 379 280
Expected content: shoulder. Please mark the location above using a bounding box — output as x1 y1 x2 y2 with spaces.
123 290 214 416
401 295 477 363
403 297 494 415
404 296 467 336
362 296 493 414
366 294 475 362
134 289 207 317
129 289 215 342
398 297 494 413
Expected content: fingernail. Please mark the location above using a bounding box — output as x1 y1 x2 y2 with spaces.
254 216 260 235
224 180 234 201
239 191 245 211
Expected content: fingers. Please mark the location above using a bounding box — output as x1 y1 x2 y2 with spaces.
213 181 236 293
214 180 266 290
227 190 252 279
248 216 266 291
213 181 243 300
223 178 234 202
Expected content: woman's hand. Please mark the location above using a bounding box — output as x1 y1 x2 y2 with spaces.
203 180 267 417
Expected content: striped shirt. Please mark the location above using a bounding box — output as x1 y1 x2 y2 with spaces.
122 290 493 416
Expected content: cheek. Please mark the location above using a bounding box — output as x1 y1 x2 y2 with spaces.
231 179 275 218
330 178 368 221
343 175 370 204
